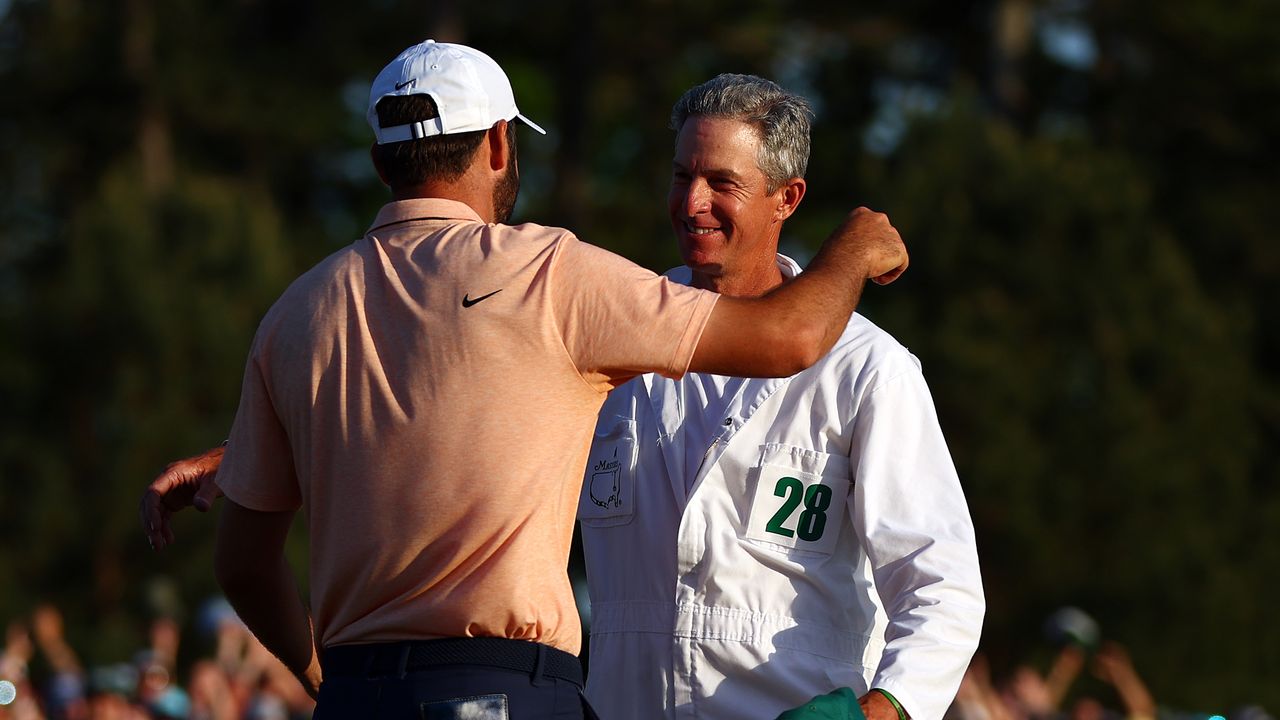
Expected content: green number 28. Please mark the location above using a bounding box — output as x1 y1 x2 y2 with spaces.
764 476 833 542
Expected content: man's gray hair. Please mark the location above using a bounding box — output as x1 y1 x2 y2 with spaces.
670 73 814 193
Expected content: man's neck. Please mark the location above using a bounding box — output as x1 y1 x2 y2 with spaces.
390 177 495 223
692 258 785 299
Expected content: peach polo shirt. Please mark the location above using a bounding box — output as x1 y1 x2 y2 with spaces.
217 199 717 654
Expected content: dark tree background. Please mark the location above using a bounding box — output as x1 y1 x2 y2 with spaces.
1 0 1276 710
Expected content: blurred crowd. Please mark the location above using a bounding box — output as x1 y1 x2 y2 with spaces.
948 641 1156 720
2 602 1270 720
0 602 313 720
945 608 1271 720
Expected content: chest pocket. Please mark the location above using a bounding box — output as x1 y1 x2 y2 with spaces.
744 442 851 555
578 416 637 527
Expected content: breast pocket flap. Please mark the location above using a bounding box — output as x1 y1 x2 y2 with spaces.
743 443 851 555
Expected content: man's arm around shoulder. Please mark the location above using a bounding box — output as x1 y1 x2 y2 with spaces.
691 207 906 377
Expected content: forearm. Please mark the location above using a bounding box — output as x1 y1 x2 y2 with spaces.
721 220 874 367
214 501 320 695
689 207 904 377
761 256 866 352
31 608 81 675
1044 646 1085 709
215 555 317 680
776 205 903 350
1110 669 1156 719
1090 643 1156 719
34 640 80 674
691 284 857 377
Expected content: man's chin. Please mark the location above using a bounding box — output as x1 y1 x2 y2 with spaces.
680 256 722 273
678 244 724 270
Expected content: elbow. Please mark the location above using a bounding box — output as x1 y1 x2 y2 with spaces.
750 321 825 377
778 319 829 375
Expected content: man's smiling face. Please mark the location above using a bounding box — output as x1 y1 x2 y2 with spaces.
668 116 790 291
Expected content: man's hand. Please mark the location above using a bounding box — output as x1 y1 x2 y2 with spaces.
297 654 323 700
140 444 227 551
859 690 903 720
828 207 908 286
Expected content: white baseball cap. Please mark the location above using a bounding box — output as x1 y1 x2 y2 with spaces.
367 40 546 144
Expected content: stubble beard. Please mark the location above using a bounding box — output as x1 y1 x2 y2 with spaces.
493 161 520 224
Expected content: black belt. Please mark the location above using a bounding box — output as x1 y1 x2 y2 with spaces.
321 637 583 686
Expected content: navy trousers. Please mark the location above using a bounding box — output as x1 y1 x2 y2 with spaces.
314 638 598 720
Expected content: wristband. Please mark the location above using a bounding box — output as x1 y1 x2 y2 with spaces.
873 688 908 720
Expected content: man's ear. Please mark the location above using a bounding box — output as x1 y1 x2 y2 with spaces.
775 177 807 221
370 143 391 187
487 120 511 172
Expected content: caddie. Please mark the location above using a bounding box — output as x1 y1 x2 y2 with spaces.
578 73 984 720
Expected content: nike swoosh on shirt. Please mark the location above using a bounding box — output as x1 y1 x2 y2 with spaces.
461 289 503 308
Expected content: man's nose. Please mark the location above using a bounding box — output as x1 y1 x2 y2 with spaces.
681 179 711 216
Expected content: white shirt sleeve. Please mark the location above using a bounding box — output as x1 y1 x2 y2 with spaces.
847 353 986 720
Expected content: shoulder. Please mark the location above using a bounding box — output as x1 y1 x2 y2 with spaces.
250 241 377 357
261 245 359 321
494 220 576 245
810 314 924 390
493 224 642 273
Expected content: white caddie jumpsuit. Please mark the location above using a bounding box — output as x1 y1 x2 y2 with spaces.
578 256 985 720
